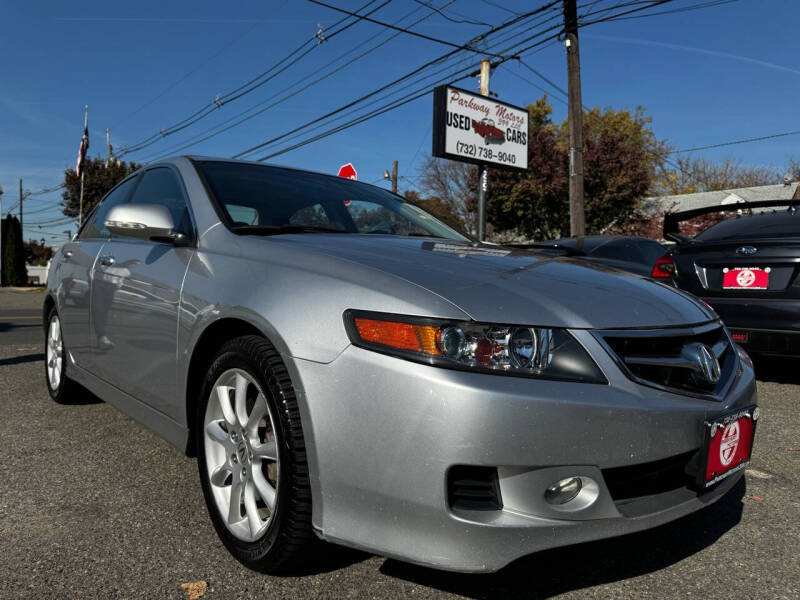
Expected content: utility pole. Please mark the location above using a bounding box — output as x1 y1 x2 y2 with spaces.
563 0 585 236
19 178 23 235
477 57 491 241
106 128 112 166
391 159 398 194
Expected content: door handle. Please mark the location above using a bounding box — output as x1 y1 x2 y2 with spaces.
98 255 115 267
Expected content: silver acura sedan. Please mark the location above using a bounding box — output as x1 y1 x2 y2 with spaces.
44 156 758 573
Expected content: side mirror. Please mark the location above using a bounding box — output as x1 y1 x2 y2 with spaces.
105 204 187 244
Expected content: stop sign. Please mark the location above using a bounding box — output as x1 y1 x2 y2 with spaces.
337 163 357 180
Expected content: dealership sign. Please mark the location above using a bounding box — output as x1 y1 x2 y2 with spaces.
432 85 528 171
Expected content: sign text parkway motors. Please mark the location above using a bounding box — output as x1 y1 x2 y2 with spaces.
432 85 528 171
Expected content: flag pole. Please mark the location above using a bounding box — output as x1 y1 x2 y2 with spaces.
78 105 88 227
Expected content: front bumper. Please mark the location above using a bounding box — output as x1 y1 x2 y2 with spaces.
288 331 757 572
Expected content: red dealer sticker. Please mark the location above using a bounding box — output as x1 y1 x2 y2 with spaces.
699 406 758 488
723 267 769 290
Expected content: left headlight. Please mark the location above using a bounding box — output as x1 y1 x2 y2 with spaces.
343 310 606 384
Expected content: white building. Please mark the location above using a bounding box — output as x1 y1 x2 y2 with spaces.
642 182 800 216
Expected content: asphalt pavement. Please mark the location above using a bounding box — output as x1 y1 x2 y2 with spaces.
0 288 797 599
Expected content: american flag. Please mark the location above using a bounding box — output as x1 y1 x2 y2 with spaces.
76 124 89 176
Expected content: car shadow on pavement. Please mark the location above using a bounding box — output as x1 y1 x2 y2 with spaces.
282 544 373 577
0 352 44 367
752 355 800 384
380 478 745 599
0 321 40 333
61 382 104 405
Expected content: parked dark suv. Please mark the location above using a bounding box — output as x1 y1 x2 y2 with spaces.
664 200 800 357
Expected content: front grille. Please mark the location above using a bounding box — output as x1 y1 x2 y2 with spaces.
447 466 502 511
602 450 698 501
597 323 736 398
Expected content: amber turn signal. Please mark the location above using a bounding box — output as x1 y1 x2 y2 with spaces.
354 317 441 356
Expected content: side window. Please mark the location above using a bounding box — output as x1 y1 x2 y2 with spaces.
128 168 191 234
78 176 139 239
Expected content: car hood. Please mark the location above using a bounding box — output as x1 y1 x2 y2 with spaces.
265 235 715 329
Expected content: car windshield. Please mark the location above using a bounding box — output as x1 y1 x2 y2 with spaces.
694 210 800 241
195 161 469 241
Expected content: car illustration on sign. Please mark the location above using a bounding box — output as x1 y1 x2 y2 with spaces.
44 156 757 574
471 117 505 145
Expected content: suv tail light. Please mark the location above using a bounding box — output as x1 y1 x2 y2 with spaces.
652 254 677 279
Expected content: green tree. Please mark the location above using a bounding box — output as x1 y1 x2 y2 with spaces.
488 97 661 238
24 239 53 266
2 216 27 286
411 96 666 240
62 157 141 218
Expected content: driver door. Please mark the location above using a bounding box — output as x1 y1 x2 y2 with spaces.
89 166 195 421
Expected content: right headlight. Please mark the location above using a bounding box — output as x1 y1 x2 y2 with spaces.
344 310 606 384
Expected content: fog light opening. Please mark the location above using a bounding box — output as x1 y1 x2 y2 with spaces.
545 476 583 505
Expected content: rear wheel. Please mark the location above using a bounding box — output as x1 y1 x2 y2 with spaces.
196 336 313 572
45 308 78 403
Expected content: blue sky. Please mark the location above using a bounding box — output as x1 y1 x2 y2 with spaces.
1 0 798 243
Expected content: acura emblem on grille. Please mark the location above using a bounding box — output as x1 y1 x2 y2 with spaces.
736 246 757 255
692 343 721 384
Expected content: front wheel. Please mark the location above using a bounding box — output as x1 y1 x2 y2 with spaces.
196 336 314 573
45 308 78 403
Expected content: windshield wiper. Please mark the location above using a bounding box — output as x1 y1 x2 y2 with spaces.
231 225 351 236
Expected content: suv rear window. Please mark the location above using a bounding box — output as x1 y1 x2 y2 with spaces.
695 210 800 241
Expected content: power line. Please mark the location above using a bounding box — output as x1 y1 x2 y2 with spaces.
244 0 683 162
479 0 522 15
254 19 566 161
307 0 507 58
116 0 388 156
409 0 492 27
605 0 739 21
117 21 263 126
505 65 568 104
140 0 563 162
671 130 800 154
27 183 65 196
233 2 562 159
141 0 457 162
579 0 675 27
518 59 568 99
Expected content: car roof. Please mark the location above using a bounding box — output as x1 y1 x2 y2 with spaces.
153 155 386 191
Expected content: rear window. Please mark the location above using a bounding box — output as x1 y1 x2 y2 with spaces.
695 211 800 241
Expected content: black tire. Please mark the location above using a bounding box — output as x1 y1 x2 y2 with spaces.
195 335 314 573
44 307 78 404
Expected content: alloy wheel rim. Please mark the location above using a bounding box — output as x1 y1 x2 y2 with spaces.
204 368 280 542
46 316 63 390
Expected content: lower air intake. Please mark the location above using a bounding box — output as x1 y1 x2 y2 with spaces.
447 465 503 511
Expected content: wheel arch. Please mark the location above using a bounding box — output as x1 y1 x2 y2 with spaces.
42 294 56 331
184 317 264 456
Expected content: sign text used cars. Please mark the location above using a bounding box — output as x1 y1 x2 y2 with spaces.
432 85 528 171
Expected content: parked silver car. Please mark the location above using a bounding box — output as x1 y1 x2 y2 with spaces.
44 157 758 573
